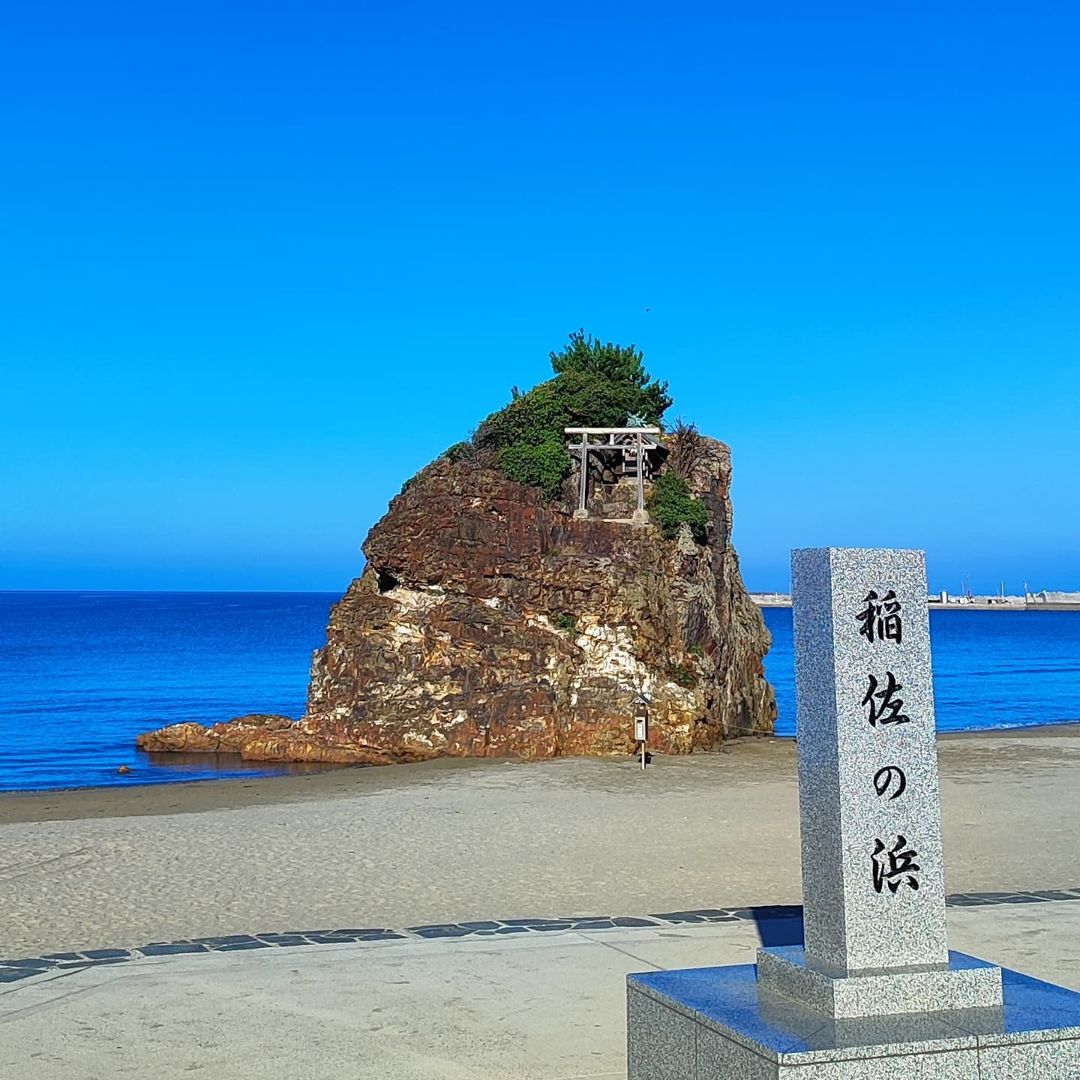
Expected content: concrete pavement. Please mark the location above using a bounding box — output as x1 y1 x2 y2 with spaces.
3 900 1080 1079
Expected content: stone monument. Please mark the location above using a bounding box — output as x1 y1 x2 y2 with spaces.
627 548 1080 1078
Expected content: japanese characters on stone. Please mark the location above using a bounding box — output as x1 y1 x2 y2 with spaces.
858 589 920 896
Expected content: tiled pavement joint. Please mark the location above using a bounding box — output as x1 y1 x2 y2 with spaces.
3 888 1080 987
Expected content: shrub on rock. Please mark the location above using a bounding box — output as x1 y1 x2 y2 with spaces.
648 472 709 542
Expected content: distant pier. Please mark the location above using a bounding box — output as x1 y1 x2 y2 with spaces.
749 591 1080 611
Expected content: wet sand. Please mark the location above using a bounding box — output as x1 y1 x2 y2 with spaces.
0 756 476 824
4 724 1076 825
1 726 1079 957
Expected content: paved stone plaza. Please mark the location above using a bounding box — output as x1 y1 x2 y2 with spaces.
1 901 1079 1080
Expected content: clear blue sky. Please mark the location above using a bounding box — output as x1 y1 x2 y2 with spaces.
2 3 1077 593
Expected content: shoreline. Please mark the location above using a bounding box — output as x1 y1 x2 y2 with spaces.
2 722 1078 824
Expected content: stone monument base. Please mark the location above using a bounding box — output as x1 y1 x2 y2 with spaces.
756 946 1003 1018
627 961 1080 1079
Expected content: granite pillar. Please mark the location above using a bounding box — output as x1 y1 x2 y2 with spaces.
626 548 1080 1078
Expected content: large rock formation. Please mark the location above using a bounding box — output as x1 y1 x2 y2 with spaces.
138 434 775 764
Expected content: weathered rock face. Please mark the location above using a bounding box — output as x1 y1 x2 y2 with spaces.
138 436 776 764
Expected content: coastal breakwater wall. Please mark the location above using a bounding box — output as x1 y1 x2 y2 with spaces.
138 434 776 765
751 595 1080 611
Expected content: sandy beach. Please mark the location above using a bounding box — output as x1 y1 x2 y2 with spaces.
2 726 1079 959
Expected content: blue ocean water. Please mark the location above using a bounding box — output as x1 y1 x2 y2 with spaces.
0 591 341 792
0 593 1077 791
762 606 1080 737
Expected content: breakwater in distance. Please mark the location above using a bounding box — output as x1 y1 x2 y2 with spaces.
0 593 1078 791
762 606 1080 737
752 593 1080 611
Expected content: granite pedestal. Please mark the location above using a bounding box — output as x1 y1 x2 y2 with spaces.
628 962 1080 1078
626 548 1080 1078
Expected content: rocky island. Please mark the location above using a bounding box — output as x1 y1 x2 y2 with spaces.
139 334 776 765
